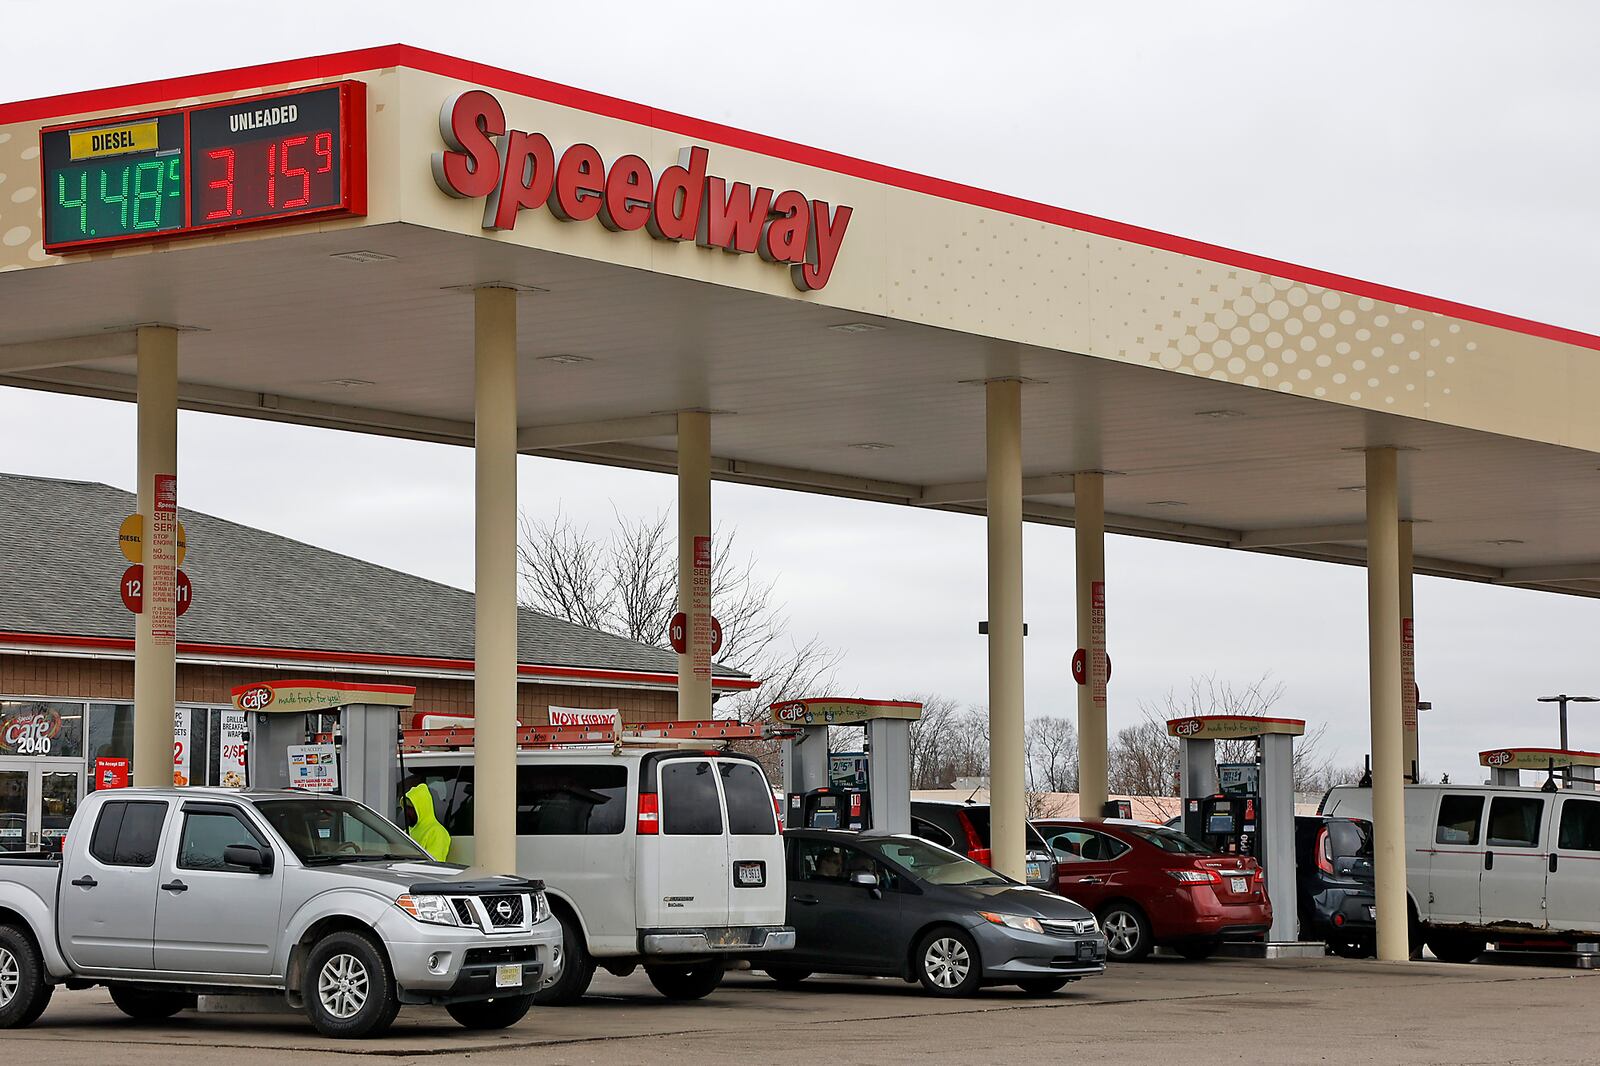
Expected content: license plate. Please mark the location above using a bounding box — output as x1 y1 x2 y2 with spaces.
735 860 765 887
1230 877 1248 894
1367 905 1377 920
494 964 522 989
1026 862 1044 882
1076 941 1097 961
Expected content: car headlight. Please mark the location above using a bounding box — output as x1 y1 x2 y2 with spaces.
534 890 551 924
395 894 459 926
979 911 1043 935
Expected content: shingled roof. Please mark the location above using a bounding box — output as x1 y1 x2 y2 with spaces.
0 473 744 681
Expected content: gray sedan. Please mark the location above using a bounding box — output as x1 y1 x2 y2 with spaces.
767 830 1107 996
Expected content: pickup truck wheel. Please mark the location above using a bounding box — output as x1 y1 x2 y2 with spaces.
303 931 400 1039
645 962 724 1001
446 994 533 1030
0 926 51 1029
531 908 594 1006
109 985 193 1021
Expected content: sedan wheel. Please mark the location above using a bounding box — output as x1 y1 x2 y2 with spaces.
914 928 981 996
1098 904 1153 962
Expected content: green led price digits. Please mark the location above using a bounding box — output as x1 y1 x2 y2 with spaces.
51 155 181 240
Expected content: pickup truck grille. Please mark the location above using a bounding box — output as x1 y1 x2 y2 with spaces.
450 893 534 934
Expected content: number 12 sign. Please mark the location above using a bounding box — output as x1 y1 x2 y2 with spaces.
41 83 365 254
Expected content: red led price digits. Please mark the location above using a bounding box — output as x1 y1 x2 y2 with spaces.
199 131 336 222
205 148 235 220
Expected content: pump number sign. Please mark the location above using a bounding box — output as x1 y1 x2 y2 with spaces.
40 83 365 253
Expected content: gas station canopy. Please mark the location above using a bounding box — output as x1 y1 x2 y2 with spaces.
3 44 1600 593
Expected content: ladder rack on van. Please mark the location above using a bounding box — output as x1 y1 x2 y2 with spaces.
400 719 798 753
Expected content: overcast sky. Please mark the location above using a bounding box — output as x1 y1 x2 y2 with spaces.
2 1 1598 785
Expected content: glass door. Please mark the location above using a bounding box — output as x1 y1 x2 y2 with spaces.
35 761 83 855
0 765 27 853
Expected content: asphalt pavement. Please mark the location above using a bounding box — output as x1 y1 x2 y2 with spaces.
10 955 1599 1065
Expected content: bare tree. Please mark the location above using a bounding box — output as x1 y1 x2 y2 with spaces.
518 504 842 776
1025 715 1079 793
1107 720 1179 796
901 694 990 790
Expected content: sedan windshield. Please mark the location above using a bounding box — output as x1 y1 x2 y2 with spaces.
1125 826 1215 855
255 797 430 864
859 837 1011 886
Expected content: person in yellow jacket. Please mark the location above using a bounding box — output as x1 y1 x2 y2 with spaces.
403 781 451 862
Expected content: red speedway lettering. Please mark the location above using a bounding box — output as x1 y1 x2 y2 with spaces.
431 90 851 291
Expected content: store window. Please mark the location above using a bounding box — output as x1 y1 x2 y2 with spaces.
87 704 134 788
0 701 85 759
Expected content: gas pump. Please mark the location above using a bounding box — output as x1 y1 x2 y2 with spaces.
773 698 922 834
1170 714 1303 946
231 679 416 816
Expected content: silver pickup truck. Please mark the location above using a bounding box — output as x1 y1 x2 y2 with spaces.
0 787 563 1038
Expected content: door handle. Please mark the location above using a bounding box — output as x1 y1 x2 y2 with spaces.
791 894 819 905
1549 853 1559 874
1484 851 1494 871
69 876 97 889
1073 876 1105 885
160 879 188 893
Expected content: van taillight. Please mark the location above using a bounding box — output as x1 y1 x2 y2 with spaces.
773 793 784 829
1316 827 1334 875
638 792 660 835
959 812 989 865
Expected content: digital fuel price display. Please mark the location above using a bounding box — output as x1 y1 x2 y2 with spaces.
40 83 365 254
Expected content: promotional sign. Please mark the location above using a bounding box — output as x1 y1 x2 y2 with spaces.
0 707 62 756
95 757 130 790
1401 617 1416 734
1479 747 1600 771
1089 581 1108 705
548 707 621 730
691 536 713 682
231 679 416 713
219 710 248 789
172 708 191 787
42 82 366 254
1166 715 1307 740
117 513 187 566
770 698 923 726
148 473 178 644
431 90 851 291
287 743 340 792
829 752 869 789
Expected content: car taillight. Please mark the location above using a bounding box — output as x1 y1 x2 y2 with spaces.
1316 827 1335 875
1254 866 1265 884
637 792 659 835
1166 868 1223 885
773 793 784 829
959 812 989 865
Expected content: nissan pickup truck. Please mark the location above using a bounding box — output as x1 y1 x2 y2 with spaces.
0 787 563 1038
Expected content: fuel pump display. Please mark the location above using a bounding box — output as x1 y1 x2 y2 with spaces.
1187 761 1262 855
775 698 921 835
789 786 871 830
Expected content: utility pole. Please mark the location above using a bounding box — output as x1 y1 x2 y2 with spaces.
1536 694 1597 787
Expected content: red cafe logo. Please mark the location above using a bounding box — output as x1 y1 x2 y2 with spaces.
772 702 806 723
1484 749 1515 767
237 685 274 711
1174 718 1205 738
431 91 852 292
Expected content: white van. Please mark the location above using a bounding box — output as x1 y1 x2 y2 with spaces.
404 746 793 1001
1321 783 1600 960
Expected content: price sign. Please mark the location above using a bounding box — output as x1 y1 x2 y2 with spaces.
41 83 365 254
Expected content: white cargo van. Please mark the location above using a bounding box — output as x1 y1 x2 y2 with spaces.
1321 783 1600 961
404 746 793 1001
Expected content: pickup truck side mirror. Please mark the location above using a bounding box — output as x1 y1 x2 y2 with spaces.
224 843 274 874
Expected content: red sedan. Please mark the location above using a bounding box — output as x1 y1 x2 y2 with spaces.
1034 819 1271 961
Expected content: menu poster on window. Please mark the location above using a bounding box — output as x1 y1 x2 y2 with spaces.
287 743 340 793
172 708 191 787
219 710 249 789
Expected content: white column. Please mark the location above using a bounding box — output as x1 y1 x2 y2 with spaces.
1367 447 1410 961
132 326 178 788
986 380 1026 880
1075 471 1108 820
676 411 713 721
473 286 519 875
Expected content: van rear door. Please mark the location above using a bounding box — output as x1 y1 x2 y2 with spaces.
640 757 731 931
1548 795 1600 935
715 757 786 928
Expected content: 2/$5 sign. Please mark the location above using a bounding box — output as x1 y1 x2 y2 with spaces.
431 90 851 291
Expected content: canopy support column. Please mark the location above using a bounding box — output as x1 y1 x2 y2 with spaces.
677 411 713 721
986 380 1026 880
1075 471 1108 820
1400 520 1419 783
1367 447 1410 962
473 286 519 875
132 326 179 787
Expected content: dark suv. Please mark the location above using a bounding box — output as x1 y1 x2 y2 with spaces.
1294 815 1375 956
909 800 1057 888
